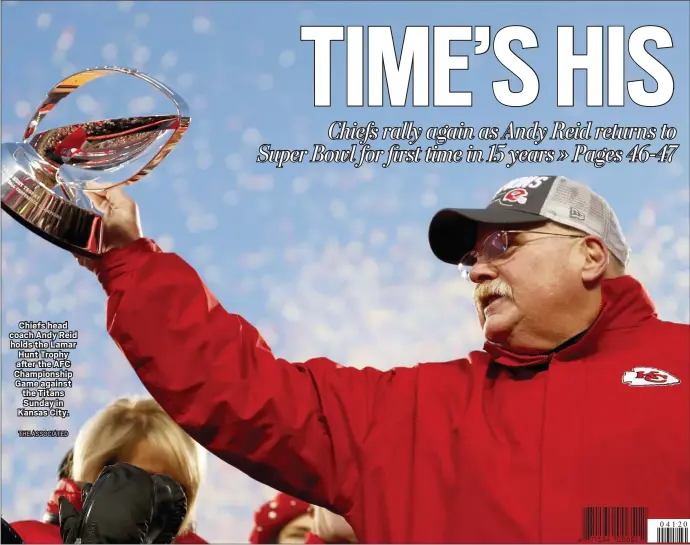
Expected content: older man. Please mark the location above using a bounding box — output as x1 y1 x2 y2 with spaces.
81 175 689 543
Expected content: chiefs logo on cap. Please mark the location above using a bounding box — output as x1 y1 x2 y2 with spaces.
501 188 529 205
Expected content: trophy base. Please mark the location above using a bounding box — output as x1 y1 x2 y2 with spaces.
1 201 103 259
1 156 104 259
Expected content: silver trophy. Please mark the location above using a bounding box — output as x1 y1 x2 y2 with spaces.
1 67 190 258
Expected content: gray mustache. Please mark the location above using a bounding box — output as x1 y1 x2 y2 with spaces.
474 279 513 312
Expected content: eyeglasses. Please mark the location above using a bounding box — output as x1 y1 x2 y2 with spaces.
458 230 583 280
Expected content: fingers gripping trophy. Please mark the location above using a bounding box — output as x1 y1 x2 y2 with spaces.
1 67 190 258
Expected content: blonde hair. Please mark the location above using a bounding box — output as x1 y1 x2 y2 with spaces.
72 396 206 535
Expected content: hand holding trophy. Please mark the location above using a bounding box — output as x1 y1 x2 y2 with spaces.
1 67 190 258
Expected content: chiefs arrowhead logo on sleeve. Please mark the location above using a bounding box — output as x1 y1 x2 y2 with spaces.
622 367 681 387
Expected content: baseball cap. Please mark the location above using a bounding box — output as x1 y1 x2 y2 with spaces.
428 175 630 266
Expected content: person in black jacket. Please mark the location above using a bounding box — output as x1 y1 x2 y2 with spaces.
3 458 187 544
58 462 187 544
11 398 207 544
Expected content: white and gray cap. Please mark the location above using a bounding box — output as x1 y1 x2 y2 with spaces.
428 175 630 266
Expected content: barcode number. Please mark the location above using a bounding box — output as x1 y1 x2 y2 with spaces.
648 520 690 543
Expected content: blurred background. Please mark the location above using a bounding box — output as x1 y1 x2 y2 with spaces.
1 1 688 541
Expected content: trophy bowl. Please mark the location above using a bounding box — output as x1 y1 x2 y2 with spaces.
1 66 190 258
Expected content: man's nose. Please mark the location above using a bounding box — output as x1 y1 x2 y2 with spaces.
469 260 498 284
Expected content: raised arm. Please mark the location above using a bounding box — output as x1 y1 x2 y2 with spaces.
96 237 386 514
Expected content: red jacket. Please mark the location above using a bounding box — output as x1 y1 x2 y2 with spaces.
98 239 690 543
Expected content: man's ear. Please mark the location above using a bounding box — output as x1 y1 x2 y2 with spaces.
580 236 608 283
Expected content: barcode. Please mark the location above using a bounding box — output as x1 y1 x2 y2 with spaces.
582 507 648 541
648 520 690 543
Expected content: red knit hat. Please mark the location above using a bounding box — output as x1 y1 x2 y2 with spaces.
249 493 311 544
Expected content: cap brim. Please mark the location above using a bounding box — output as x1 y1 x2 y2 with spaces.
428 207 545 265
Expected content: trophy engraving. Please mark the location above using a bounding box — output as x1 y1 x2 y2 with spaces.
1 67 190 258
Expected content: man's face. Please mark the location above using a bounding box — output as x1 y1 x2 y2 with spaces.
277 514 312 543
469 222 584 351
